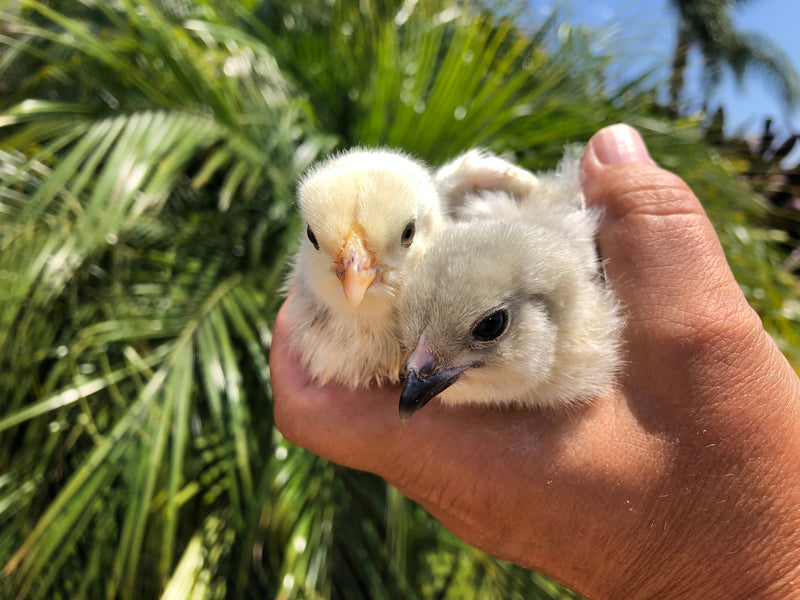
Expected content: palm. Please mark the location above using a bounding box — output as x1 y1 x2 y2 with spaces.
668 0 800 114
1 1 797 598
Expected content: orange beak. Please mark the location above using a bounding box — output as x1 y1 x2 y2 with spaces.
335 224 379 307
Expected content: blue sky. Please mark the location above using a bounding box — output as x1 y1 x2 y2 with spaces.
532 0 799 139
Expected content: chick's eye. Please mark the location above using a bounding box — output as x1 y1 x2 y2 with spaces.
306 225 319 251
472 309 508 342
400 221 415 248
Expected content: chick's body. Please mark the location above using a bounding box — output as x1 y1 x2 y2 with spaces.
285 148 443 389
398 153 623 417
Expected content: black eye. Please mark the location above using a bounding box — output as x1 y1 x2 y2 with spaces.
471 309 508 342
306 224 319 251
400 221 415 247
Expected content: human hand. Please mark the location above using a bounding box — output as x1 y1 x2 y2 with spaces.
269 124 800 599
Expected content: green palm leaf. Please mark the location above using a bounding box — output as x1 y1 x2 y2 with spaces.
1 1 797 599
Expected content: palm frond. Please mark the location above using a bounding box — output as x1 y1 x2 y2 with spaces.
1 1 798 599
723 32 800 107
668 0 800 114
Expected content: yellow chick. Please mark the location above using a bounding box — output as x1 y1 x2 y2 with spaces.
397 152 623 421
284 148 443 389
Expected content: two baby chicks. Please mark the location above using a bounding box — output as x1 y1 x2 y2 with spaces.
283 146 622 421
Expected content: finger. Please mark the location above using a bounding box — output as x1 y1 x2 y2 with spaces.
581 124 754 331
580 124 769 398
269 299 411 470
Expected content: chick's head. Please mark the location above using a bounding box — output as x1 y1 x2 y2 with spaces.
398 218 617 421
297 148 441 312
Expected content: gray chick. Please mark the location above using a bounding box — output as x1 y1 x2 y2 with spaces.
398 153 622 421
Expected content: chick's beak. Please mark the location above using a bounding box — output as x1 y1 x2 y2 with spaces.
399 333 475 423
335 225 379 307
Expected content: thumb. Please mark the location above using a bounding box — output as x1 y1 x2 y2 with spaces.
580 125 768 398
580 124 747 334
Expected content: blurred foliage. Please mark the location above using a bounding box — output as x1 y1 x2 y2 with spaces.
0 0 798 599
705 109 800 273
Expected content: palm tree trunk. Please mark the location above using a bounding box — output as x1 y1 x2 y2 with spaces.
669 25 691 116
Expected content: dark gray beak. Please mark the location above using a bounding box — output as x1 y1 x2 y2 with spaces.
398 364 470 423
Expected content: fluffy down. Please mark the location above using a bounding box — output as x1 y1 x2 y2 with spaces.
284 147 443 389
398 151 623 417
